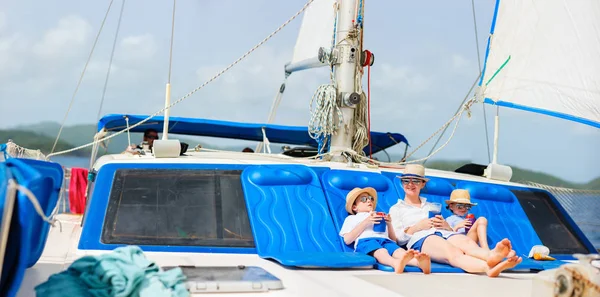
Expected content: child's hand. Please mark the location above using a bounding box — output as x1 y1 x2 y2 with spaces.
362 211 381 225
455 219 472 230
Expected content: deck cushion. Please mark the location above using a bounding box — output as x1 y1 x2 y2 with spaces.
241 165 375 268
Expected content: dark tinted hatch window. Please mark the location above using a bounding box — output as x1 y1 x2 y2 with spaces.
102 169 254 247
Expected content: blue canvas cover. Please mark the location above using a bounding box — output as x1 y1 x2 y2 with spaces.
0 158 63 297
97 114 409 155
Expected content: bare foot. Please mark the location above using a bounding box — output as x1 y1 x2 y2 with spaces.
486 256 522 277
487 238 512 267
414 252 431 274
507 249 516 258
394 250 416 274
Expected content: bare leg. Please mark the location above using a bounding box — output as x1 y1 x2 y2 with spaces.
420 235 489 273
373 248 414 274
448 235 511 266
467 217 489 250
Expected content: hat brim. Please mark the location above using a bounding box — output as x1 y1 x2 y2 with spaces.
444 199 477 206
345 187 378 214
397 173 429 182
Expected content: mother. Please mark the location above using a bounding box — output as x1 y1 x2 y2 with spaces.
388 164 521 277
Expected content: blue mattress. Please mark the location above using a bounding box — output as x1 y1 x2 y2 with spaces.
1 158 63 297
321 169 434 273
455 181 544 257
383 171 567 271
240 164 375 268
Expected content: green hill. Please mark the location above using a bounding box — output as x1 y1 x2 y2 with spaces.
425 160 599 190
0 129 88 157
13 122 250 155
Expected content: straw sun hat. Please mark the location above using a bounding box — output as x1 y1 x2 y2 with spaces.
345 187 378 214
397 164 430 182
445 189 477 206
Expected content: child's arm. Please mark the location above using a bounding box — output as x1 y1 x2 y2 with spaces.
341 212 378 245
385 214 398 242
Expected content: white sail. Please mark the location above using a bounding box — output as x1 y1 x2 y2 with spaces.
480 0 600 128
287 0 336 72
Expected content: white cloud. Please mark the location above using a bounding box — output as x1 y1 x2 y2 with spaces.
372 63 429 94
120 34 157 60
0 12 6 32
452 54 470 69
572 122 600 136
33 15 91 60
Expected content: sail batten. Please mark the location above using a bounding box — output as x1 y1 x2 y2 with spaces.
480 0 600 128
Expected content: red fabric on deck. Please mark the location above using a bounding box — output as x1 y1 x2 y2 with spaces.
68 167 88 214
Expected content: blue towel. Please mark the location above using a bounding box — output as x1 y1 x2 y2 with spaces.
35 246 189 297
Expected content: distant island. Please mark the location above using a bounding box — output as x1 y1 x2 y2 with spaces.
2 121 599 191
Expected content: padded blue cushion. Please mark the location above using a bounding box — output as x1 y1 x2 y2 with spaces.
241 165 375 268
0 163 20 297
321 170 399 252
14 158 63 267
322 170 434 273
1 158 61 297
456 181 543 257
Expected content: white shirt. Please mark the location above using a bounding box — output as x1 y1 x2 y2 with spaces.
339 212 389 249
388 197 457 248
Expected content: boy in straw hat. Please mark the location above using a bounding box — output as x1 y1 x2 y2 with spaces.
339 187 431 274
445 189 490 250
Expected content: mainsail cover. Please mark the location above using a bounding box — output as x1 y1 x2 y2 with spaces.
290 0 337 65
480 0 600 128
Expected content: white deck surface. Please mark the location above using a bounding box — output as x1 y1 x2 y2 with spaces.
17 214 546 297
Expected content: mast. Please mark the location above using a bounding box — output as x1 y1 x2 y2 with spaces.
162 0 177 140
329 0 361 155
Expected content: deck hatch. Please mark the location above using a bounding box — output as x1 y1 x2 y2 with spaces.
101 169 254 247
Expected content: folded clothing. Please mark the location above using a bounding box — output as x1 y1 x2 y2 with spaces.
35 246 189 297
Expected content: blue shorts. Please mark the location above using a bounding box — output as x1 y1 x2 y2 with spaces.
356 238 402 256
411 231 461 252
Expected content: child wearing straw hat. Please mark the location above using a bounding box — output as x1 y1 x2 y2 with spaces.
445 189 490 250
339 187 431 274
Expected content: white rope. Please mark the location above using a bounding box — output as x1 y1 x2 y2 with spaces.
45 0 315 159
400 98 476 163
2 141 45 160
8 180 63 232
352 92 369 155
307 1 341 154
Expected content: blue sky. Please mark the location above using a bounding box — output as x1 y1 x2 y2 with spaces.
0 0 598 183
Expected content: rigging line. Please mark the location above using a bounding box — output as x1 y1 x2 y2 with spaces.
471 0 482 72
46 0 315 158
471 0 491 163
422 73 480 165
95 0 127 127
50 0 115 154
167 0 176 84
